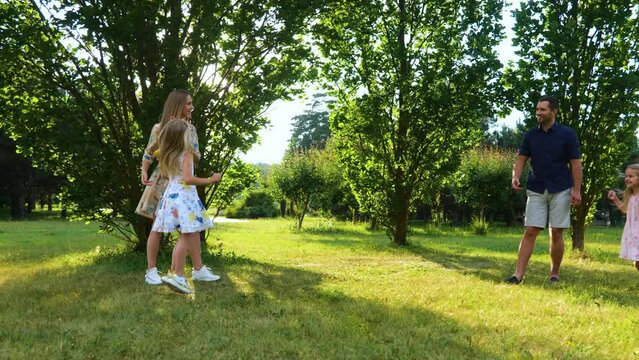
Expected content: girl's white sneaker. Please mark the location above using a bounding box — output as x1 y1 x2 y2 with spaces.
163 274 194 294
191 265 220 282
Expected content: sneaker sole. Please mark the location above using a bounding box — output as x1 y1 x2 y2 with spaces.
164 278 194 294
192 275 221 282
145 278 163 285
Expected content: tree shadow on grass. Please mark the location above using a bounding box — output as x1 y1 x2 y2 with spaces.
401 242 639 308
1 247 612 359
299 230 639 309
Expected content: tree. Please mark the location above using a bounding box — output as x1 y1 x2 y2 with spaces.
271 148 335 230
264 164 288 217
505 1 639 250
206 159 258 219
0 131 33 219
0 0 319 250
289 92 334 151
482 122 528 149
314 0 506 245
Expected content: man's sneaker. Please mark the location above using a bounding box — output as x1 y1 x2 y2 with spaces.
192 265 220 282
504 275 523 284
163 274 194 294
145 267 163 285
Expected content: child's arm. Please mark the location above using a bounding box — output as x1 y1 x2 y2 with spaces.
182 152 221 186
608 190 625 213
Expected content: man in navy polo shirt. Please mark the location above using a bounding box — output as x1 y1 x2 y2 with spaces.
506 95 582 284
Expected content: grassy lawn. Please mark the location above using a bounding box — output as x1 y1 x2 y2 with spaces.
0 214 637 359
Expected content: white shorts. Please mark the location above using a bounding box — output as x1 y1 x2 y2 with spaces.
524 188 572 229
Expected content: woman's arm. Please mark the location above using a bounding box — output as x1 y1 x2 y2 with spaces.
141 124 160 185
186 124 201 162
141 159 153 185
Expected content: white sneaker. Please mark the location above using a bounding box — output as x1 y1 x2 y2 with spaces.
145 267 163 285
191 265 220 282
163 274 194 294
161 271 173 284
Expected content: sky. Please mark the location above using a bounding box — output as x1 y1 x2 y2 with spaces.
240 1 524 165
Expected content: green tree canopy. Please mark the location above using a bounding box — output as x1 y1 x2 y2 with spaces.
289 92 334 151
0 0 319 249
314 0 506 245
271 148 338 230
505 0 639 250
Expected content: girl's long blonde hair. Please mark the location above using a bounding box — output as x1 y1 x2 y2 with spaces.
157 120 195 178
622 163 639 212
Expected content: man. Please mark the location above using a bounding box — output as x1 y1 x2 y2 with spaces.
506 95 582 284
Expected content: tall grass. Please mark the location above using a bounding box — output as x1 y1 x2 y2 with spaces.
0 215 637 359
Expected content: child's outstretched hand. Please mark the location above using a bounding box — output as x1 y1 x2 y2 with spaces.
209 173 222 184
607 190 618 201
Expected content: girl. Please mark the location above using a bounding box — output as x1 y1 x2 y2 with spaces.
608 163 639 271
136 89 219 285
152 119 221 294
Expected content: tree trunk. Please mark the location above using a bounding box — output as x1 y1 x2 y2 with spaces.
10 193 26 219
352 207 360 223
26 194 35 213
280 200 286 217
297 205 307 230
199 230 207 248
391 0 410 247
391 188 410 246
47 193 52 211
571 217 585 252
571 203 588 251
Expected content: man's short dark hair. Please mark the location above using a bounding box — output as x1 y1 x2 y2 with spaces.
538 95 559 110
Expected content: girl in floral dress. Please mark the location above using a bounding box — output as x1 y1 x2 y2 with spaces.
137 89 219 285
152 119 221 294
608 163 639 271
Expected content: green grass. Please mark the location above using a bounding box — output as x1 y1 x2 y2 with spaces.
1 216 638 359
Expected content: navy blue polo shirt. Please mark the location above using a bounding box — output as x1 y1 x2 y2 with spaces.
519 122 580 194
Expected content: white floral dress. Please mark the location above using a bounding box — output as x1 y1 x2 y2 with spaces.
151 154 212 233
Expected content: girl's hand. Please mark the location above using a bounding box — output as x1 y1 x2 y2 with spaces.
607 190 618 201
209 173 222 184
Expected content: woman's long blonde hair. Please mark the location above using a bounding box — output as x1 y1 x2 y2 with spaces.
621 163 639 212
147 89 191 156
159 89 191 127
157 120 195 178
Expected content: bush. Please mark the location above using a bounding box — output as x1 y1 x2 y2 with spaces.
225 190 279 219
453 147 527 225
470 216 489 236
